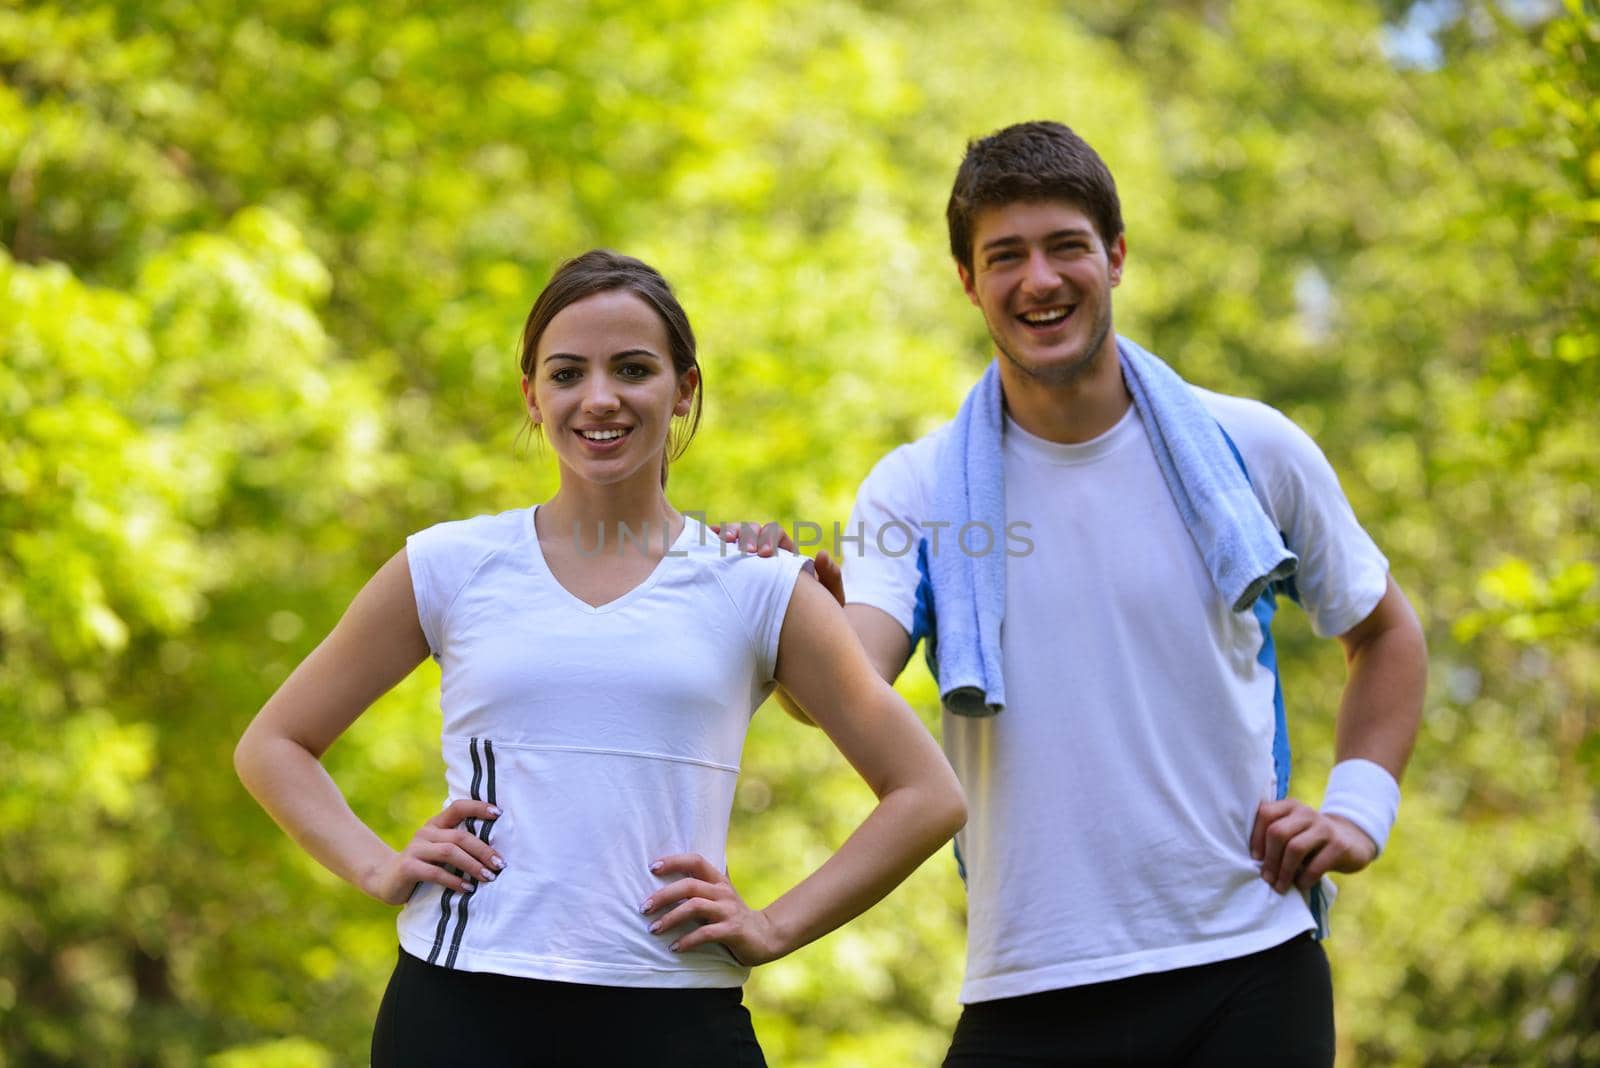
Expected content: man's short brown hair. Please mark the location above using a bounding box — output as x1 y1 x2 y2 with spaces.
947 121 1124 274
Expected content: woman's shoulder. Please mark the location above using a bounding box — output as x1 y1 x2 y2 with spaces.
675 519 811 595
412 506 531 548
406 507 533 580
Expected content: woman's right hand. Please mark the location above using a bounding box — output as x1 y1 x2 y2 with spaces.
361 799 506 905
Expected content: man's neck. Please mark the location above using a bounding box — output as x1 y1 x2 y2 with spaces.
997 343 1132 444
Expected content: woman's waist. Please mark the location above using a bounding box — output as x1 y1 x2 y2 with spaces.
397 814 743 982
433 738 738 918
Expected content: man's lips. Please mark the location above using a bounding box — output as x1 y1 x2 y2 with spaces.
1017 304 1075 328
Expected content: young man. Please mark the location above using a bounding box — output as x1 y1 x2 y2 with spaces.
742 120 1425 1065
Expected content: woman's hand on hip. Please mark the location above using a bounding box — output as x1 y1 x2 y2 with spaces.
642 853 786 966
362 798 505 905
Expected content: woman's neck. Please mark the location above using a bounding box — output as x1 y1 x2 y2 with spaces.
537 471 681 554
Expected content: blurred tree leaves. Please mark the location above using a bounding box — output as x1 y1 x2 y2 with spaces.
3 1 1595 1064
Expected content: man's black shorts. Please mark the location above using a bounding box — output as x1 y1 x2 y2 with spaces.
943 932 1334 1067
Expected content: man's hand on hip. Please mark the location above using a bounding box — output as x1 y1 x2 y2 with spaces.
1250 798 1378 893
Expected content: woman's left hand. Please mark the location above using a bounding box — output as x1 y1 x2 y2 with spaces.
642 853 787 966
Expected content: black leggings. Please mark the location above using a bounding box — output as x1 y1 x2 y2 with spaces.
371 947 767 1067
943 933 1335 1067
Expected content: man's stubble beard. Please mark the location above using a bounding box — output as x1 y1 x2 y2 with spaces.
988 301 1115 390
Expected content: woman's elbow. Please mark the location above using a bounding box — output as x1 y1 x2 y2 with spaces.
923 770 967 840
233 723 265 792
941 781 968 838
233 716 292 795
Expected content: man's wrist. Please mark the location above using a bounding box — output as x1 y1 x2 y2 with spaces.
1320 758 1401 855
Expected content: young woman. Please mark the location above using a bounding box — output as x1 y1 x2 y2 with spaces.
234 250 965 1066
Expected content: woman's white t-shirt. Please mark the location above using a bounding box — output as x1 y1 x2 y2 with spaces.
395 508 808 988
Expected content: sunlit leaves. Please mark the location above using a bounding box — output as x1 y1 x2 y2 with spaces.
3 0 1597 1064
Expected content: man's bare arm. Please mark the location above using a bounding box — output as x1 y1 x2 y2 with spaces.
1253 575 1427 891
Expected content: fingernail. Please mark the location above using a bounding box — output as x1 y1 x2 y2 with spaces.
649 860 663 873
668 941 680 952
487 805 502 817
640 900 652 914
462 883 474 893
649 921 662 933
480 868 495 882
491 855 506 870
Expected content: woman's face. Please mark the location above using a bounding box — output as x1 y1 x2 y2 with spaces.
522 289 696 489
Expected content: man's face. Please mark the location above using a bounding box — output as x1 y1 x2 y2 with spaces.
958 199 1125 388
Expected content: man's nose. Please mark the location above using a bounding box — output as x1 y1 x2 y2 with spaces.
1020 249 1061 295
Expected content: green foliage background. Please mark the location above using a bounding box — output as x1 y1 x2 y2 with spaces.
3 1 1595 1064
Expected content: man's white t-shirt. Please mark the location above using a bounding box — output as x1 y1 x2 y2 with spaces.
845 388 1389 1003
396 507 808 988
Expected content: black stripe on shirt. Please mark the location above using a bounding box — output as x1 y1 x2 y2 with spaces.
445 736 485 969
427 887 455 966
480 740 497 843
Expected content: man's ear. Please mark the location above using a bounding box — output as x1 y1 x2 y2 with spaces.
957 261 980 308
1108 234 1127 287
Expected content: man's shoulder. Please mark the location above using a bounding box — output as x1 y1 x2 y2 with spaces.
865 420 953 490
1192 386 1296 437
1190 386 1321 469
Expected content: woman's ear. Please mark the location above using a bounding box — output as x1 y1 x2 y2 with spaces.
521 375 541 424
674 366 700 417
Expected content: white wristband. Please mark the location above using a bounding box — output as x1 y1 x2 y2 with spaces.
1320 758 1401 856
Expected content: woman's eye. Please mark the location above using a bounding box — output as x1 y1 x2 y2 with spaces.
551 368 579 383
619 364 649 379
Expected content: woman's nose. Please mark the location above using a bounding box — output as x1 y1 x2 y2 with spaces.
581 378 620 413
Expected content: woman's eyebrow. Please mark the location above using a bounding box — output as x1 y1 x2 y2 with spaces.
543 348 663 363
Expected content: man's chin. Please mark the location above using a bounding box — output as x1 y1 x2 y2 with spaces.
998 343 1101 388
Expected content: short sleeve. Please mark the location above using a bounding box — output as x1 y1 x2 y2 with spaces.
842 442 933 636
405 525 451 658
403 513 515 658
717 551 813 683
1212 396 1389 638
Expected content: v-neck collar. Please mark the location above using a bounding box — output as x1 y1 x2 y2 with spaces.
525 505 696 614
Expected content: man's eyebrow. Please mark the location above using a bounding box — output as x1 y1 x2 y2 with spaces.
978 227 1095 252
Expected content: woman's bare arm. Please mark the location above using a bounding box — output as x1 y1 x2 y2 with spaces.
234 549 502 904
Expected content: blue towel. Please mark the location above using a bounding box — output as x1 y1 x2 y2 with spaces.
925 335 1298 717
